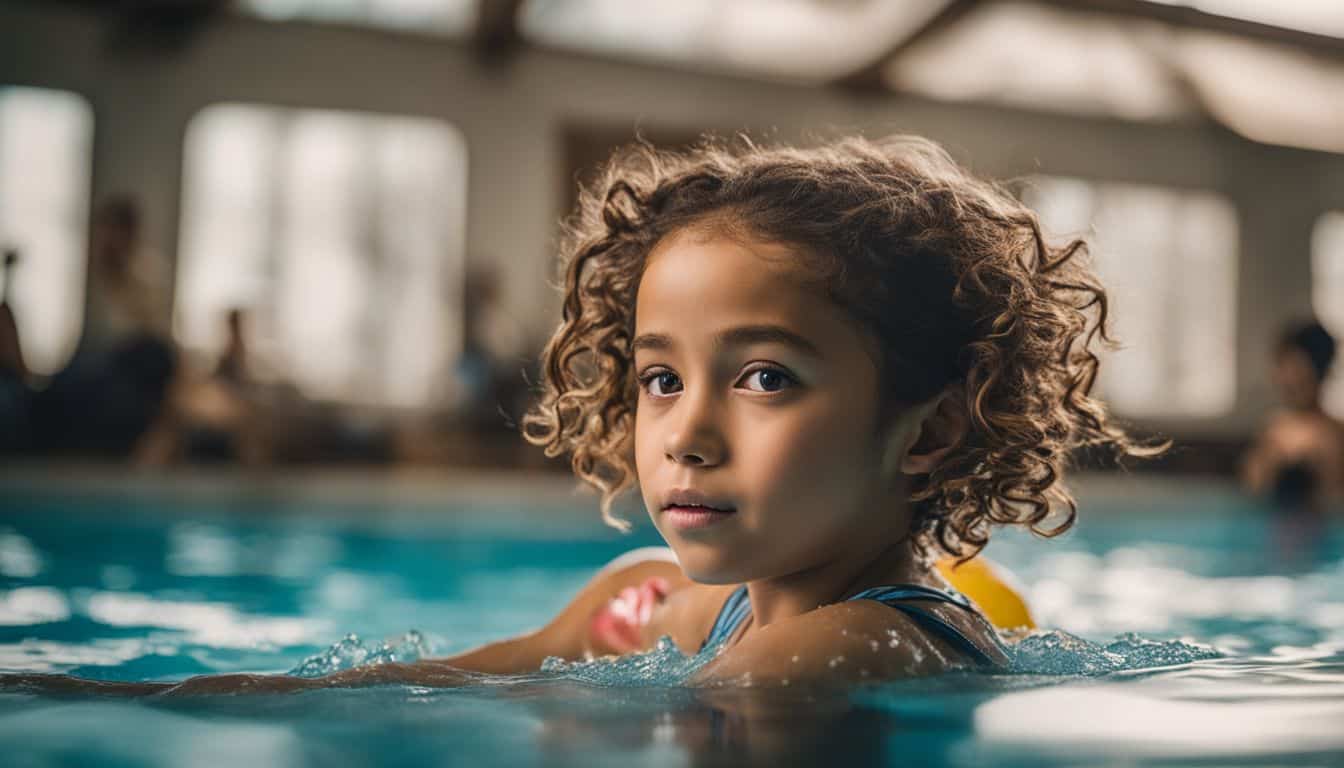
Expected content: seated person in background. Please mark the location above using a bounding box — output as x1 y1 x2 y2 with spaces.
32 198 177 457
136 307 270 466
1242 321 1344 514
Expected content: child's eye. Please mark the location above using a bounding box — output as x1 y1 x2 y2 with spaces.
737 366 797 393
639 369 683 397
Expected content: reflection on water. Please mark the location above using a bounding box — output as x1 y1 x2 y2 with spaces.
83 591 327 649
975 670 1344 760
0 586 68 626
0 531 41 578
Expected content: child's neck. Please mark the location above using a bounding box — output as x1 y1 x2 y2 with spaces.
741 534 927 631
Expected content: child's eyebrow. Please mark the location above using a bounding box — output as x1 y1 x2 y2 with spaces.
632 325 822 358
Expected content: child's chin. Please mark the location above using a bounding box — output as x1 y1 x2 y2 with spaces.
674 553 750 585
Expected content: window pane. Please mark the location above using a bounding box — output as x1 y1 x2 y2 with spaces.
1313 211 1344 417
1025 178 1239 418
177 104 467 408
0 86 93 375
240 0 476 35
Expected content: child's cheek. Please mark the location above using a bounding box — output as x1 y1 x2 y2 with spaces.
755 398 863 479
742 399 874 529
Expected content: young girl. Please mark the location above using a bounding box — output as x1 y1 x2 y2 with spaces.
7 134 1146 696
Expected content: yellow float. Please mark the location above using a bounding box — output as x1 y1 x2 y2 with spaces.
937 556 1036 631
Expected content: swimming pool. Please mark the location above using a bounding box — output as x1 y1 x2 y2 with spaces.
2 470 1342 766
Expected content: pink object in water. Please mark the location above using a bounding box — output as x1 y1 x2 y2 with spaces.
588 577 670 654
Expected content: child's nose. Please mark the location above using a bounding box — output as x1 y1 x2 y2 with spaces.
664 392 727 467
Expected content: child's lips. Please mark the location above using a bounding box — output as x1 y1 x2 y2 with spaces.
588 577 669 654
663 506 737 531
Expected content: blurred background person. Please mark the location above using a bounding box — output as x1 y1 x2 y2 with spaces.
30 197 177 458
1243 320 1344 560
1243 320 1344 502
136 306 271 466
450 265 528 428
80 196 171 356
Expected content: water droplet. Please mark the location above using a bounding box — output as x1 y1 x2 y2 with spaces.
868 639 880 652
791 655 800 664
1006 630 1220 676
289 630 431 678
540 634 713 685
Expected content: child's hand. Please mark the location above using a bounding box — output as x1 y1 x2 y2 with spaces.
0 672 171 697
587 576 670 656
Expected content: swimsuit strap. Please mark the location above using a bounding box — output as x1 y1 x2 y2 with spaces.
846 583 977 609
700 585 751 652
699 583 1003 668
846 586 1003 669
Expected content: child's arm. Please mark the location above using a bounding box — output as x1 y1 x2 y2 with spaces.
1 547 690 697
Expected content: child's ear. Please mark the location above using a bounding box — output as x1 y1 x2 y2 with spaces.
898 387 969 476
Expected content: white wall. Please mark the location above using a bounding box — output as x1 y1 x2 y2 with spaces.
3 2 1342 437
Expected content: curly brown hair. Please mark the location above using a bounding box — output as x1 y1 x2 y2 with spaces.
523 134 1159 559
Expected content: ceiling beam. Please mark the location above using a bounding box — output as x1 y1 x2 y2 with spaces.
1034 0 1344 58
475 0 525 65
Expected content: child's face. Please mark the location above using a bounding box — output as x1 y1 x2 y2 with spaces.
1274 347 1322 410
633 229 918 584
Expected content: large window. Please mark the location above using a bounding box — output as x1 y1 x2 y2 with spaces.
176 104 467 408
1024 178 1239 418
0 86 93 375
1313 211 1344 416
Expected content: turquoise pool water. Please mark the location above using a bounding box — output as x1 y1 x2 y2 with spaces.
1 477 1342 766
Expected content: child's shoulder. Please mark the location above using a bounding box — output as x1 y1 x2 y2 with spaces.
693 599 956 685
692 595 1005 686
